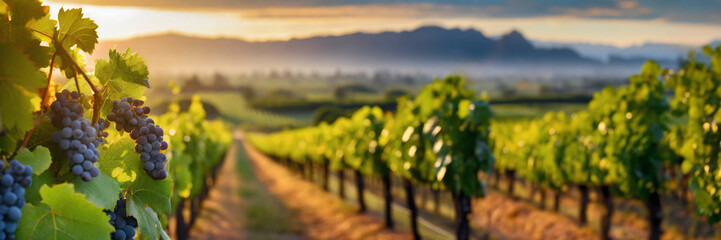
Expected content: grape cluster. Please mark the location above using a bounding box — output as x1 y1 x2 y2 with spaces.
107 98 150 133
49 90 109 182
0 160 33 240
107 97 168 180
105 194 138 240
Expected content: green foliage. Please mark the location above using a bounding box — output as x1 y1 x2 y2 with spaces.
492 61 670 199
250 75 494 197
0 2 232 239
95 48 150 88
589 61 668 198
666 45 721 222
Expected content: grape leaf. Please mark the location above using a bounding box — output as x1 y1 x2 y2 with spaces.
17 184 114 240
25 118 55 150
0 43 45 133
0 43 45 96
55 46 87 79
95 48 150 87
125 205 170 240
0 84 37 132
73 172 121 209
57 8 97 54
14 146 51 175
61 72 97 97
100 75 146 117
26 13 56 42
99 137 172 212
2 0 45 24
99 138 172 239
24 170 55 205
98 137 141 182
0 0 51 67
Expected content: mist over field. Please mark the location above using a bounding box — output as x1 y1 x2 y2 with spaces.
91 26 709 79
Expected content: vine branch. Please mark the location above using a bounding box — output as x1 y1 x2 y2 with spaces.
17 52 57 153
53 37 104 124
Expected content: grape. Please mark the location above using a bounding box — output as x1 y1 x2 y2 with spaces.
49 90 109 182
0 160 33 239
107 97 168 180
71 165 83 175
105 195 138 240
131 121 169 180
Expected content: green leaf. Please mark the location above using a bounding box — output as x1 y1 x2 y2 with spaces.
26 13 56 42
24 170 55 205
14 146 51 175
25 118 55 151
60 72 97 97
17 184 114 240
100 75 146 117
0 43 45 133
95 48 150 87
55 46 87 79
126 205 170 240
73 172 121 209
0 0 51 67
2 0 45 24
57 8 98 54
0 84 37 133
98 138 172 239
98 137 141 183
98 137 172 213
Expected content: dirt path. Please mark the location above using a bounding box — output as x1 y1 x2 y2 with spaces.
241 133 411 240
189 134 247 240
191 130 302 240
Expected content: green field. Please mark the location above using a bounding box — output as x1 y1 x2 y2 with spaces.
148 92 314 130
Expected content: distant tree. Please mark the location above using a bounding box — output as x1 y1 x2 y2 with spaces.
269 69 280 79
237 85 257 101
212 72 231 90
182 74 204 93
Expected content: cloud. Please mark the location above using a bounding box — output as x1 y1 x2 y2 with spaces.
45 0 721 25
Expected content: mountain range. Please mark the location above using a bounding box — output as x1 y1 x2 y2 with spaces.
90 26 715 78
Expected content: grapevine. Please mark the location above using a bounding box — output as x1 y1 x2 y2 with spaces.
0 1 231 239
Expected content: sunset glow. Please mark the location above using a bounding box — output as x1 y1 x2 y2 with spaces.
45 0 721 47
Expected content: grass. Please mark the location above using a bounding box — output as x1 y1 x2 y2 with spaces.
233 142 298 234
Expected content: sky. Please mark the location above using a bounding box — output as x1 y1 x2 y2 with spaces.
43 0 721 47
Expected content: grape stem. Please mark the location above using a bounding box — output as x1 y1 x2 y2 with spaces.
29 28 104 124
16 52 57 154
18 28 104 156
54 42 104 125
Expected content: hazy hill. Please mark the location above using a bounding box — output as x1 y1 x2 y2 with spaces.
92 26 602 77
533 40 721 63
